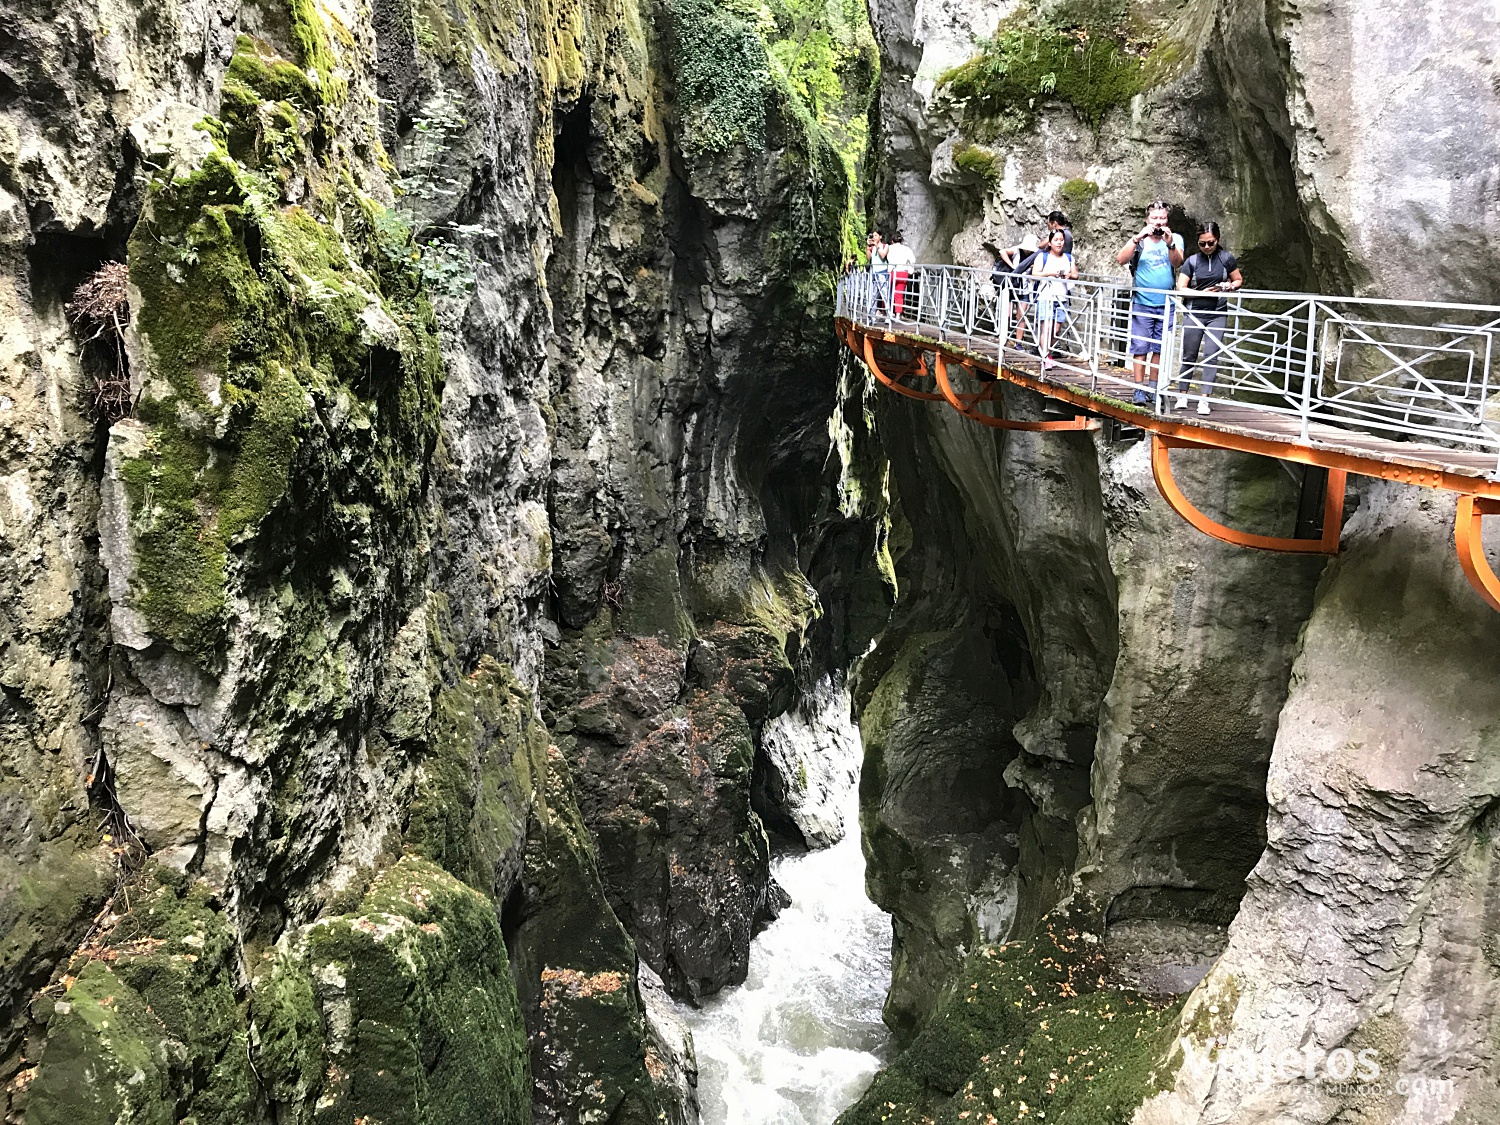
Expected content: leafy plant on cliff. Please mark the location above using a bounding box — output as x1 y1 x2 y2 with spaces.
666 0 772 154
665 0 877 263
936 2 1173 135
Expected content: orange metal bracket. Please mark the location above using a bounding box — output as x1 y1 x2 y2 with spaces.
932 352 1097 432
861 331 945 402
1151 434 1347 554
1456 495 1500 611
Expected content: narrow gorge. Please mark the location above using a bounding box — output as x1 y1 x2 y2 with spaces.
0 0 1497 1121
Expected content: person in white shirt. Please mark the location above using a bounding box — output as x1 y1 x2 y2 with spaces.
885 233 917 317
867 231 890 310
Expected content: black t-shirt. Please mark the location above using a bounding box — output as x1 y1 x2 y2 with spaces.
1178 249 1239 311
992 249 1040 287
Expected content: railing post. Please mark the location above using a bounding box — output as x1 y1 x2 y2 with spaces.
1154 296 1171 414
965 270 977 345
1089 287 1102 393
939 270 949 342
1000 285 1011 362
1299 300 1318 441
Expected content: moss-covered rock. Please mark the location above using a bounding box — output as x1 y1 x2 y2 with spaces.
406 654 549 900
512 746 681 1123
836 905 1183 1124
24 869 254 1125
936 2 1176 135
119 29 442 669
24 961 176 1125
262 856 531 1125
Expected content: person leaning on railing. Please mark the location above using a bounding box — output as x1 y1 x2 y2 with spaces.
1172 221 1243 416
886 233 916 318
993 233 1042 348
1117 200 1185 405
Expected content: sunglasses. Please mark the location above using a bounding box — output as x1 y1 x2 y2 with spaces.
1198 240 1217 248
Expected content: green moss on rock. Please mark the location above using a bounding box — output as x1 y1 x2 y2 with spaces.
122 79 443 666
291 856 531 1125
937 3 1176 134
25 869 255 1125
406 655 549 897
836 905 1184 1124
1060 176 1100 208
512 748 674 1123
25 961 175 1125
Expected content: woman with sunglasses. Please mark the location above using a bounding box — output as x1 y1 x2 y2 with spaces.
1172 221 1242 414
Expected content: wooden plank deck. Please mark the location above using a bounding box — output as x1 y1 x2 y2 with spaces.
857 317 1500 497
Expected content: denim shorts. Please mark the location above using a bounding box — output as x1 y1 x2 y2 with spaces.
1130 302 1170 356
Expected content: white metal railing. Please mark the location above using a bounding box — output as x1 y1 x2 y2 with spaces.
839 264 1500 474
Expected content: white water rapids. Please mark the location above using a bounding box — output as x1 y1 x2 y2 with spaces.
678 687 892 1124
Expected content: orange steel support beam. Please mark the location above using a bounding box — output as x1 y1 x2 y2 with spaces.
1456 496 1500 612
932 353 1097 432
1150 434 1346 554
862 331 945 402
841 320 1500 610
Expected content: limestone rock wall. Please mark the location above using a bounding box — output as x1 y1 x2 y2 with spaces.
850 0 1500 1120
0 0 880 1117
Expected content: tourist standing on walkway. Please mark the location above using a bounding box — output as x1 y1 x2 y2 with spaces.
868 231 890 311
1047 211 1073 255
1173 221 1242 415
1030 229 1077 370
995 233 1041 348
1117 201 1184 405
886 233 916 317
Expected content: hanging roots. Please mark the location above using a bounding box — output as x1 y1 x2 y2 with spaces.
65 261 134 424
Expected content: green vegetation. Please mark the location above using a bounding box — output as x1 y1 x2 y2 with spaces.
285 857 532 1124
25 870 257 1125
837 905 1185 1124
1060 176 1101 208
666 0 772 153
407 655 550 896
122 33 443 666
954 143 1001 185
937 2 1179 135
664 0 877 267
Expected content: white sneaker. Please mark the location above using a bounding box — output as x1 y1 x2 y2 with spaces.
1174 394 1189 410
1197 399 1211 415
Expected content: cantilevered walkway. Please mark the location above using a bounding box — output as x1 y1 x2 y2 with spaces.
835 265 1500 612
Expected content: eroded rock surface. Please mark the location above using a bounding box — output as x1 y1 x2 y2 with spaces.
1 0 878 1116
848 0 1500 1121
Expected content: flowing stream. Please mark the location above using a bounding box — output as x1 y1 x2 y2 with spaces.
679 689 891 1124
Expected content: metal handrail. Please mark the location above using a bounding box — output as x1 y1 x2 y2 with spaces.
838 263 1500 475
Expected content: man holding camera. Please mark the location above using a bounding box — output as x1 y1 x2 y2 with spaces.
867 231 890 311
1116 201 1185 406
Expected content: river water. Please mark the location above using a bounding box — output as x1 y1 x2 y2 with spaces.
679 775 892 1123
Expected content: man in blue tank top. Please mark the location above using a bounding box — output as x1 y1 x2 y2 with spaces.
1116 201 1184 405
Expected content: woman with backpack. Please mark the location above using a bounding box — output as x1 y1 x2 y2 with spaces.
1031 228 1078 370
1172 221 1243 414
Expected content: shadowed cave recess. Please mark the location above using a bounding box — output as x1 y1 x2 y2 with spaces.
2 0 1499 1122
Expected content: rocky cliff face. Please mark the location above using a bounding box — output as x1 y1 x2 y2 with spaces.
0 0 881 1117
844 0 1500 1121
